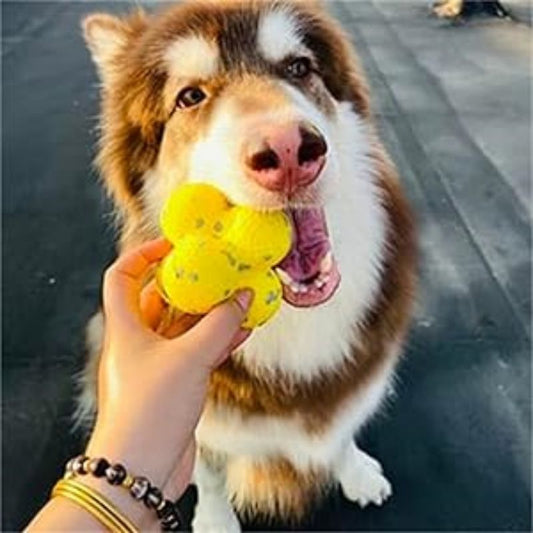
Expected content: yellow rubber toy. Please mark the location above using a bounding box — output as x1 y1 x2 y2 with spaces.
158 183 292 329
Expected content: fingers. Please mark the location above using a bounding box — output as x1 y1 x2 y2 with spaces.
157 313 203 339
140 280 167 330
103 238 253 370
104 238 171 331
179 290 253 368
112 238 171 280
228 328 252 355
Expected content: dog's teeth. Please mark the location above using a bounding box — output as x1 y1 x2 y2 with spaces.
320 252 333 273
290 282 309 294
315 274 330 289
290 282 301 294
276 268 293 285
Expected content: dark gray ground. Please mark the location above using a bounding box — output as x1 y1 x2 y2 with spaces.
2 1 531 531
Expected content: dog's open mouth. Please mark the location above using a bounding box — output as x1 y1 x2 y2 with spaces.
276 207 341 308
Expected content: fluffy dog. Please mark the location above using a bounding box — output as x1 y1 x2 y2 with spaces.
78 1 417 530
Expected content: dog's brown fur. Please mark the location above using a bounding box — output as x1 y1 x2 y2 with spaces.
227 456 330 521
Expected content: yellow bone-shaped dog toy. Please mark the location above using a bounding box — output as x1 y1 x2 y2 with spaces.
157 183 292 329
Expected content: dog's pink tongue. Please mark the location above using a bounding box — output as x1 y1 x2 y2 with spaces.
278 208 331 281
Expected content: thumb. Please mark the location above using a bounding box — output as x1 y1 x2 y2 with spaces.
179 290 253 368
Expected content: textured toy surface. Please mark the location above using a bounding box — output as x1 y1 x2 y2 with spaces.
158 183 292 329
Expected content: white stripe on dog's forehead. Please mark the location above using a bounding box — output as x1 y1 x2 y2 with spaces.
164 35 219 79
258 9 304 62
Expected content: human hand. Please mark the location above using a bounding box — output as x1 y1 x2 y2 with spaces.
84 238 251 527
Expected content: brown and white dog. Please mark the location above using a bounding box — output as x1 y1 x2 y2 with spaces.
77 1 416 530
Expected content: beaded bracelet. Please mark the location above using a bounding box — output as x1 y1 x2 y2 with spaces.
64 455 181 531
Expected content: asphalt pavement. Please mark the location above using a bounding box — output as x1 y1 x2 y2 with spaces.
2 1 531 531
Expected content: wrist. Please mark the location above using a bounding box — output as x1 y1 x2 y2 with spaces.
77 475 158 531
86 418 174 490
63 453 182 531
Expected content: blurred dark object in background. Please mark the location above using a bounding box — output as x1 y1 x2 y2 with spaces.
432 0 510 19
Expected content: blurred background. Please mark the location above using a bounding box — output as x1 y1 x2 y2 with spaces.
2 1 531 530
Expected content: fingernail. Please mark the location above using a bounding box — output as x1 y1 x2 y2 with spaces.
234 289 253 312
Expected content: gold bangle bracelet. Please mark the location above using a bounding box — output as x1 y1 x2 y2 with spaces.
54 488 125 532
52 479 139 533
52 479 137 532
52 483 135 533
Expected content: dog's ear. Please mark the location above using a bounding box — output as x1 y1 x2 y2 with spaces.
82 11 147 84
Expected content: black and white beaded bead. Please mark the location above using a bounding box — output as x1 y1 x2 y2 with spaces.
71 455 88 475
161 509 180 531
144 486 164 509
155 500 173 519
64 457 76 475
87 457 110 477
105 463 127 485
130 476 150 500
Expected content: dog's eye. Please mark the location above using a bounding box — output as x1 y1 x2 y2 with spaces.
176 87 207 109
285 57 312 79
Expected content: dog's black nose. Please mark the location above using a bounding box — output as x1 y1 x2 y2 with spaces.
298 125 328 165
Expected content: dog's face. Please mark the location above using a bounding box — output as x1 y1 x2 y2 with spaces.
85 0 387 375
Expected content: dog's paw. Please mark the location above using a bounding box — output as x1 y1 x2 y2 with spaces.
339 462 392 508
192 503 241 533
335 444 392 508
357 448 384 474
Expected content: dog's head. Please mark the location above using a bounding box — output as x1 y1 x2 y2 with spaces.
84 1 387 367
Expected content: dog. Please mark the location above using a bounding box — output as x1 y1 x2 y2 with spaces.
77 1 417 530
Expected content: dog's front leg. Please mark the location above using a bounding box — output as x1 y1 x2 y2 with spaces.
334 440 392 508
73 311 105 431
192 453 240 533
